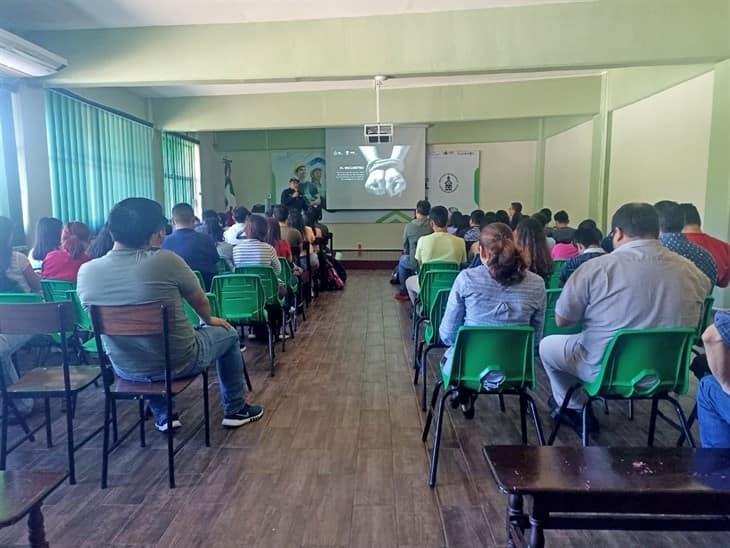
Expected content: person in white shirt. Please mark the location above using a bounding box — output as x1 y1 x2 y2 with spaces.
223 206 250 246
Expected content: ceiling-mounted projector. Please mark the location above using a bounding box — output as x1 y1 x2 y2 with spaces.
364 123 393 144
0 28 67 78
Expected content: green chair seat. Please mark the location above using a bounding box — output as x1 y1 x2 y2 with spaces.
543 289 582 336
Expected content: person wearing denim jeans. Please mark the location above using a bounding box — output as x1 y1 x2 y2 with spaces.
394 200 432 302
697 311 730 447
0 335 34 416
78 198 263 431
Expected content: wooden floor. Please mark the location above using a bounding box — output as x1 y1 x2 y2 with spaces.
0 270 727 547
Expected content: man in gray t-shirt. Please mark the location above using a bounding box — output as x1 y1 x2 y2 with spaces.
78 198 263 431
395 200 432 301
540 203 710 426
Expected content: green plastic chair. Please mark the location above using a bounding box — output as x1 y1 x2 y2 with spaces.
547 260 565 289
696 295 715 344
183 292 221 326
41 279 75 303
543 289 582 337
412 269 459 371
413 289 450 411
417 261 459 280
212 274 275 376
548 328 696 447
216 258 230 274
421 326 544 487
65 290 97 357
278 258 301 332
0 293 43 304
235 265 289 351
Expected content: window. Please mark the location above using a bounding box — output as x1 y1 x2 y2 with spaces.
162 133 200 217
45 89 154 228
0 89 22 223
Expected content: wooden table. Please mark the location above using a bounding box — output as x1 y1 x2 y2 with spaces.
0 470 66 547
484 445 730 548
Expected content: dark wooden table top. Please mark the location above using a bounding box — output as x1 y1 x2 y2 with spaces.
484 446 730 496
0 470 66 527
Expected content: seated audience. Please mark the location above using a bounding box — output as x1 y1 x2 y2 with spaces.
28 217 63 270
440 223 546 416
539 208 554 237
532 212 556 250
196 209 219 233
275 206 303 252
681 202 729 288
404 206 467 304
559 225 605 285
697 311 730 447
447 211 462 235
540 203 711 433
395 200 432 302
266 216 293 263
289 210 319 270
41 221 92 282
508 202 525 230
463 210 484 247
550 239 578 260
201 216 233 269
223 206 250 246
551 210 575 244
0 216 40 293
655 200 717 288
280 178 307 213
0 336 34 416
515 217 554 284
495 209 510 225
162 203 220 289
77 198 262 430
88 223 114 259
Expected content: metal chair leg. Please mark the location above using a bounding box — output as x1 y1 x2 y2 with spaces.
523 391 546 445
519 393 528 445
627 400 634 421
101 397 111 489
266 325 275 377
44 399 52 448
65 392 76 484
280 308 286 353
111 399 118 443
647 398 659 447
1 398 8 471
242 355 253 392
667 395 696 448
581 400 591 447
202 370 210 448
429 388 457 487
677 403 697 447
420 345 433 413
166 395 175 489
499 393 506 413
138 398 146 448
422 381 443 442
547 385 579 445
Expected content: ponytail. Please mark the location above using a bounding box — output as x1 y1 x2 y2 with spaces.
61 222 91 260
480 223 528 286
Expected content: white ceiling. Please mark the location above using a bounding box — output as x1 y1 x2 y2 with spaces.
131 70 603 98
1 0 593 31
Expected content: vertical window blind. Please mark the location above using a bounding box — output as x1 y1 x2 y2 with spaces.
45 90 154 228
162 132 200 216
0 112 8 218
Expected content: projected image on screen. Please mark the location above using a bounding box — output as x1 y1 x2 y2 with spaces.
326 127 425 210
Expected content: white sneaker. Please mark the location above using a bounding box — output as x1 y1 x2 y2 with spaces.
155 414 182 432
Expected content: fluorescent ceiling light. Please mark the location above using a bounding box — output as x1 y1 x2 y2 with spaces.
0 28 67 78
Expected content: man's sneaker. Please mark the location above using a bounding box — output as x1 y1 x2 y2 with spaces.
394 292 410 302
155 413 182 432
222 404 264 428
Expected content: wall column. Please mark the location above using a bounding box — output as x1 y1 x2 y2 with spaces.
588 72 611 230
533 118 545 210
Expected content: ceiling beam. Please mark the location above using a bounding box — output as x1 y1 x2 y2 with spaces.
151 76 601 131
26 0 730 87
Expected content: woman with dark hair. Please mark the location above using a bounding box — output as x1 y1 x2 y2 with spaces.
439 222 546 416
201 217 233 268
515 217 554 284
42 221 92 282
289 209 319 270
495 210 510 225
28 217 63 269
0 216 40 293
88 224 114 259
266 216 292 263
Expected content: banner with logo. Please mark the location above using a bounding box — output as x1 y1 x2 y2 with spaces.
427 151 480 212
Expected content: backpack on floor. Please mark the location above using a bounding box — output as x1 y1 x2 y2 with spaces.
322 256 345 290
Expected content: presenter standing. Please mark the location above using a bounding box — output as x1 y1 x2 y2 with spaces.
281 178 307 213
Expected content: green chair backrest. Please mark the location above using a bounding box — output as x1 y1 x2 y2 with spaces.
192 271 205 288
41 279 76 303
0 293 43 304
235 265 281 306
278 258 298 291
443 326 535 393
697 296 715 342
183 292 221 326
211 274 267 324
543 289 582 337
419 269 458 316
217 258 230 274
424 289 451 346
418 261 459 283
65 290 93 332
547 260 565 289
583 328 695 399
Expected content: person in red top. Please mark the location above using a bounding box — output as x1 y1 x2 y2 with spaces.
41 221 92 282
681 203 730 288
266 216 293 263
